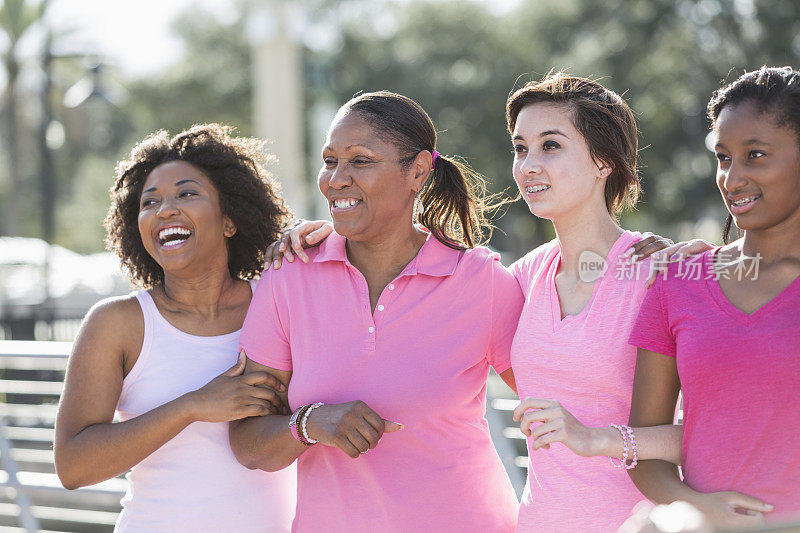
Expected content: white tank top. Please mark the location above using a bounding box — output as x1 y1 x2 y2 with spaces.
114 285 296 532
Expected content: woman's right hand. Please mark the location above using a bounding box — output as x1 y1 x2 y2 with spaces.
183 350 288 423
266 219 334 270
305 401 403 458
688 490 772 528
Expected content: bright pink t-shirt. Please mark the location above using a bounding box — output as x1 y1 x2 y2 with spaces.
629 249 800 520
510 231 650 533
240 231 523 533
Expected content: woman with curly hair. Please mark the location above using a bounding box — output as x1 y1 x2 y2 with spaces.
54 123 297 532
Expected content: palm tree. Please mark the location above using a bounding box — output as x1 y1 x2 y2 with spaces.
0 0 48 236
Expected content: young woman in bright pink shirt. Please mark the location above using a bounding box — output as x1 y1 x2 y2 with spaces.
230 92 523 532
628 66 800 528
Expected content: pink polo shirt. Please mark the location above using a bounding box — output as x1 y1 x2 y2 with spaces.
510 231 650 532
629 249 800 521
240 231 523 533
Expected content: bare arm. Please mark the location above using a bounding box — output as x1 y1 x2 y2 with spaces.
627 348 687 498
513 397 682 463
230 356 403 471
54 299 282 489
628 348 772 527
228 359 307 472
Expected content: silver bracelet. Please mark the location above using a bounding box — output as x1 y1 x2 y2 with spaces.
300 402 324 445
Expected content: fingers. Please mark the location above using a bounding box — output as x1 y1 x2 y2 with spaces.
530 420 561 441
280 238 295 263
271 234 291 270
383 420 404 432
264 242 277 270
727 492 774 514
245 385 285 413
353 421 380 450
532 427 564 450
236 401 275 419
306 223 333 245
223 349 247 376
630 236 671 261
674 239 715 259
512 398 559 421
243 371 287 392
334 435 363 459
288 229 309 263
519 407 561 437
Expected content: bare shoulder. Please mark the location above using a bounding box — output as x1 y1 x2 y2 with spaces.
81 293 143 337
71 293 144 373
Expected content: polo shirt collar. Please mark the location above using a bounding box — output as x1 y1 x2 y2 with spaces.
313 231 459 278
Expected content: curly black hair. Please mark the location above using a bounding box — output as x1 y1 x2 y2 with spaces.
104 123 291 287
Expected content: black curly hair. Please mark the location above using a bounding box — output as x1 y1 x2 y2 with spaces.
105 123 291 287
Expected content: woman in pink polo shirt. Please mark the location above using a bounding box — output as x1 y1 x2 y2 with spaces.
230 91 523 532
628 67 800 527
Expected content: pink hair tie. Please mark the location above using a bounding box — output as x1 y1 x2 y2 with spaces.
431 150 440 170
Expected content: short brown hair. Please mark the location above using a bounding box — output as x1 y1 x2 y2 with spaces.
506 72 640 216
105 123 291 287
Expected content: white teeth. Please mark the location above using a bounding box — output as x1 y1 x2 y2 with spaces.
158 227 191 241
731 195 760 206
526 185 550 193
333 199 359 208
162 238 187 247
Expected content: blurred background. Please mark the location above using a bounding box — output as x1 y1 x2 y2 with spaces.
1 2 799 530
1 0 799 341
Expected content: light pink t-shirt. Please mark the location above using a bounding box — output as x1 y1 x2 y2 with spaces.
629 249 800 520
240 231 523 533
510 231 649 533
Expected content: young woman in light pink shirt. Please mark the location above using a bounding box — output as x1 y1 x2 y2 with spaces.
230 92 523 532
628 67 800 528
503 73 706 532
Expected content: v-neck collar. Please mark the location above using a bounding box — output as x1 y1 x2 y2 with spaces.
548 231 632 332
705 247 800 325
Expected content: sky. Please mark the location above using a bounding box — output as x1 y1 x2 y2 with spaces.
47 0 236 77
43 0 523 79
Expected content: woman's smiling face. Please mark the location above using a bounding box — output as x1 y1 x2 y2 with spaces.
138 160 235 275
318 111 419 242
714 100 800 234
511 103 610 221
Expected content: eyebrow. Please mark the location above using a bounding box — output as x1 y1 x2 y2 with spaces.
512 130 568 142
714 139 773 150
142 178 200 194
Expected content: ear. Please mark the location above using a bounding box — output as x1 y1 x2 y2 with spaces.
595 159 614 179
408 150 434 193
223 217 237 238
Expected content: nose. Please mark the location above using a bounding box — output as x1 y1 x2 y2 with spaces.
520 152 543 176
156 196 180 218
720 159 748 193
326 163 352 189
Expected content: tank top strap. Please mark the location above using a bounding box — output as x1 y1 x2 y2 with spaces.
120 290 157 396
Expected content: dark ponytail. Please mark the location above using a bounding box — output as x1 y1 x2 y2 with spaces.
417 154 496 249
707 66 800 243
343 91 504 249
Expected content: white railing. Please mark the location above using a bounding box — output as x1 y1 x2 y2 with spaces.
0 341 123 532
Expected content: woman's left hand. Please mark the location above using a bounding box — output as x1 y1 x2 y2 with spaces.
625 234 716 288
512 398 601 456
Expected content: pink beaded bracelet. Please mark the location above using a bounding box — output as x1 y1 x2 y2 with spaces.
609 424 638 469
609 424 629 468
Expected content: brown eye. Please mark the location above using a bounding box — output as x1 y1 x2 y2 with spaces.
543 140 560 151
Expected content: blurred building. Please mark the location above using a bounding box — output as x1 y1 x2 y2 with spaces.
0 238 129 340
